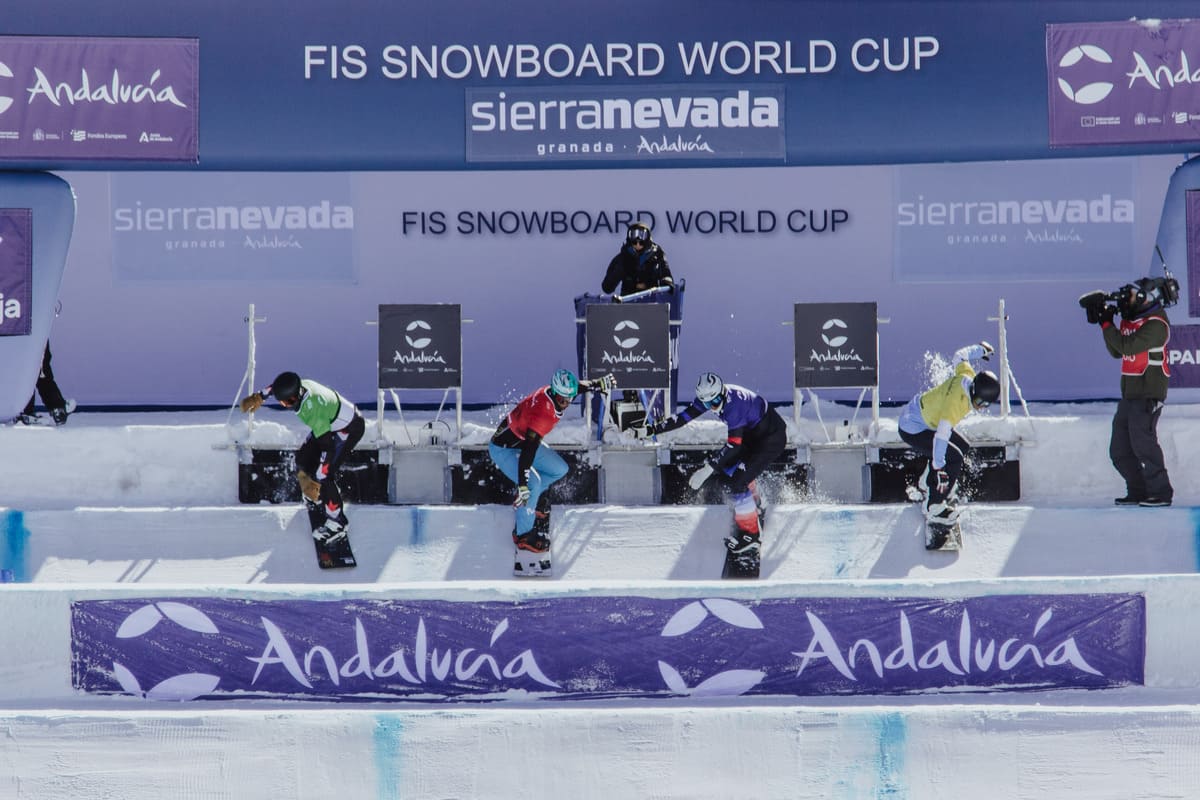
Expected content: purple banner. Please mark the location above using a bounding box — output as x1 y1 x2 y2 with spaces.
1189 189 1200 318
0 36 198 162
1167 324 1200 387
1047 20 1200 148
0 209 32 336
71 593 1144 702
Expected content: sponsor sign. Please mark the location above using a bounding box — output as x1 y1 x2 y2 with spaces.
794 302 877 388
0 36 198 162
1189 189 1200 318
585 302 670 389
378 304 462 389
70 592 1144 702
1047 19 1200 147
894 159 1135 282
0 208 31 336
1167 324 1200 388
466 84 785 164
110 172 355 282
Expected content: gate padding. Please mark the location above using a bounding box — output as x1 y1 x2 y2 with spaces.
238 448 390 505
449 448 599 505
866 443 1020 503
659 448 808 505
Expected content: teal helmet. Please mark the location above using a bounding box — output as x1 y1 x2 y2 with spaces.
550 369 579 400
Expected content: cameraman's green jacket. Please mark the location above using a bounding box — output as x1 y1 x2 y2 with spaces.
1102 311 1170 401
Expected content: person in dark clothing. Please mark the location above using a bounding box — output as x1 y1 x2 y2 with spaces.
636 372 786 555
20 342 73 426
239 371 366 542
1093 277 1175 507
601 222 674 298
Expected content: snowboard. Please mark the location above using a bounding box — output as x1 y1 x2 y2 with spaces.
722 510 763 579
11 401 76 427
513 543 553 577
305 500 357 569
924 519 962 552
513 503 553 577
315 532 358 569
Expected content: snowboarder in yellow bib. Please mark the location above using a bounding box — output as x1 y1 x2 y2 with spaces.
897 343 999 524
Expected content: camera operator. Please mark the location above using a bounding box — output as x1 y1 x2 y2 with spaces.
1080 277 1175 507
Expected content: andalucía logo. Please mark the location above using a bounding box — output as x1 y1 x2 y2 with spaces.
1056 44 1115 105
395 318 447 366
811 317 864 366
659 599 766 696
601 318 657 365
112 602 221 701
0 61 13 114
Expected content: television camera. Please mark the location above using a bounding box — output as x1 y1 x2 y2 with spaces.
1079 248 1179 324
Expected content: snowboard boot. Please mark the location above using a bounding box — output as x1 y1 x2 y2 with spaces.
725 529 761 555
1114 494 1146 506
513 527 550 553
533 495 551 536
925 500 961 523
906 464 932 503
748 479 767 518
17 412 40 425
50 399 76 426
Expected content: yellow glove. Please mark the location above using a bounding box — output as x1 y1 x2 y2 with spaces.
239 392 264 413
297 471 322 503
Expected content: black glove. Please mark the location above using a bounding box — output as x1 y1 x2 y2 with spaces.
1079 290 1109 324
1098 305 1116 326
594 374 617 393
633 419 664 439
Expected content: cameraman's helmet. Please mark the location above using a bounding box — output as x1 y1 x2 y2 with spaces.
969 371 1000 410
1117 277 1171 319
268 371 303 405
550 368 579 400
626 222 652 247
696 371 725 411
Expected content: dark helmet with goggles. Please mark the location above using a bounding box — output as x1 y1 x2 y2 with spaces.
626 222 652 247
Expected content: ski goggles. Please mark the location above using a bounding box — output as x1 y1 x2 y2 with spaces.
701 393 724 410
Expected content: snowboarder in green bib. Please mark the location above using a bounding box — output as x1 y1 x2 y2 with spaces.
240 371 365 542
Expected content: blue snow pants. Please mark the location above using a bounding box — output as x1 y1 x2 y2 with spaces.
488 442 569 535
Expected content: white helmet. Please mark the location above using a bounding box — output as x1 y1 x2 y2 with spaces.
695 372 725 410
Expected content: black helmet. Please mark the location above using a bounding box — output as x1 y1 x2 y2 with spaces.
969 371 1000 409
269 371 302 404
626 222 652 247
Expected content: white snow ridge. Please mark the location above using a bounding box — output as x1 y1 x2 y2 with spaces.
2 404 1200 799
